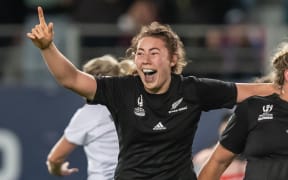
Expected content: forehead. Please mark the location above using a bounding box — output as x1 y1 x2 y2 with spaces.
137 36 166 50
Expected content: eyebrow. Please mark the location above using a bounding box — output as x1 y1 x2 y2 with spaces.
137 47 160 52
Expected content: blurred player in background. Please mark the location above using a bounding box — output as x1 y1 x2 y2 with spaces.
193 112 246 180
46 54 136 180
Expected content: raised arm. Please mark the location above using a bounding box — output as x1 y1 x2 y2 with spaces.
26 6 96 100
236 83 279 103
198 143 236 180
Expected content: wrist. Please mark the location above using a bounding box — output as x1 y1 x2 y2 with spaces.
41 42 54 50
47 160 63 176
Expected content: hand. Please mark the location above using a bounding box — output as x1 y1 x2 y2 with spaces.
60 161 79 176
26 6 54 50
46 160 79 176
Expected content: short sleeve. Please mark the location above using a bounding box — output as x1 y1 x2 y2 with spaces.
220 101 249 154
64 104 111 145
183 77 237 111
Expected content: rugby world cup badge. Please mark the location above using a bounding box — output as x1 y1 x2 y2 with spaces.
134 94 145 116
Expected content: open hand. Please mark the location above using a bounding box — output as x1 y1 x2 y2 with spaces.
46 160 79 176
59 161 79 176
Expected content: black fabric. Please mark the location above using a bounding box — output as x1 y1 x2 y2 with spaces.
92 74 236 180
245 158 288 180
220 93 288 180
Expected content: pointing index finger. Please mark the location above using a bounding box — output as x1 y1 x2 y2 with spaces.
38 6 47 26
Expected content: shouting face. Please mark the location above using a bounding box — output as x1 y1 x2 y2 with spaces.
135 36 176 94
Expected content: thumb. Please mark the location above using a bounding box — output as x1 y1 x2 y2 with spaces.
68 167 79 174
61 162 79 175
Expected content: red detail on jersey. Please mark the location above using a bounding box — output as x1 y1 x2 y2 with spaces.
220 173 245 180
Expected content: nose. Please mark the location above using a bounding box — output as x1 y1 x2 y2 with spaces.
142 54 150 64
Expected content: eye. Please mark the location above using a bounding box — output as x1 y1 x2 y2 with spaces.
151 51 159 56
136 51 144 56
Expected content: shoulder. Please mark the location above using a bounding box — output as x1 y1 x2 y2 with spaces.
181 75 235 89
97 75 137 83
96 75 138 94
72 104 110 118
237 93 277 107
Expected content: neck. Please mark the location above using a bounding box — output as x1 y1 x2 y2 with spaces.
280 85 288 101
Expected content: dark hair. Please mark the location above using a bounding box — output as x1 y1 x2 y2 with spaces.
126 21 187 74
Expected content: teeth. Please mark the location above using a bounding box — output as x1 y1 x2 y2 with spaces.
143 69 154 73
142 69 156 75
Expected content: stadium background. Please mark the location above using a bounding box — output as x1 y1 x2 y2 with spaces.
0 0 287 179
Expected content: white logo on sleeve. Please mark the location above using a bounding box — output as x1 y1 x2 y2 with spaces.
258 104 273 121
153 122 167 131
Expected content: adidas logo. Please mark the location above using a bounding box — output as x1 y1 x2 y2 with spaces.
153 122 166 131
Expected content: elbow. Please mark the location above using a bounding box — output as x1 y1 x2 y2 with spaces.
54 70 79 89
55 76 75 90
62 81 73 89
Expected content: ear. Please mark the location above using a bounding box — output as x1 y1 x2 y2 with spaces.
284 69 288 82
170 54 177 67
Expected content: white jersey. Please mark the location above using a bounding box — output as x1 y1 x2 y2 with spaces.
64 104 119 180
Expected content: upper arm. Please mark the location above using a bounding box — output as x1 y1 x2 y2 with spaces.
66 70 97 101
236 83 277 102
193 78 237 110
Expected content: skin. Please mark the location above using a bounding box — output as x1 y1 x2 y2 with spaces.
135 37 177 94
194 119 246 179
27 6 96 100
46 136 79 176
27 6 279 101
198 143 237 180
27 6 280 177
198 70 288 180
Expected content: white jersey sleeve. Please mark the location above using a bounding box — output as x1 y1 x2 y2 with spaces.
64 104 119 180
64 104 114 145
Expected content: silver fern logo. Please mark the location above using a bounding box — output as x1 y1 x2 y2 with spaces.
168 97 187 114
171 98 183 110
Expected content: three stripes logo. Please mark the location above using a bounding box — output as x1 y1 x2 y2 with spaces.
153 122 166 131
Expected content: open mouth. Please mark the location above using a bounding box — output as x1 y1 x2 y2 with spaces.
143 69 157 76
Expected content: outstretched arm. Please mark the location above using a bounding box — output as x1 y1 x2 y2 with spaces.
46 136 79 176
236 83 279 102
198 143 236 180
27 6 96 100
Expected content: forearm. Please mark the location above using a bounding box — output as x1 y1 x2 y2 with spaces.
198 143 236 180
198 161 228 180
46 137 76 176
41 42 79 88
236 83 279 102
27 6 96 99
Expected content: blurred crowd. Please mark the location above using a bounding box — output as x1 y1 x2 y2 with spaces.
0 0 287 86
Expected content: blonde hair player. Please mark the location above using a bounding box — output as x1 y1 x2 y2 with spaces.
198 42 288 180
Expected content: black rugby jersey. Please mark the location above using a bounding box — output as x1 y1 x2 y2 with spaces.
92 74 237 180
220 93 288 180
